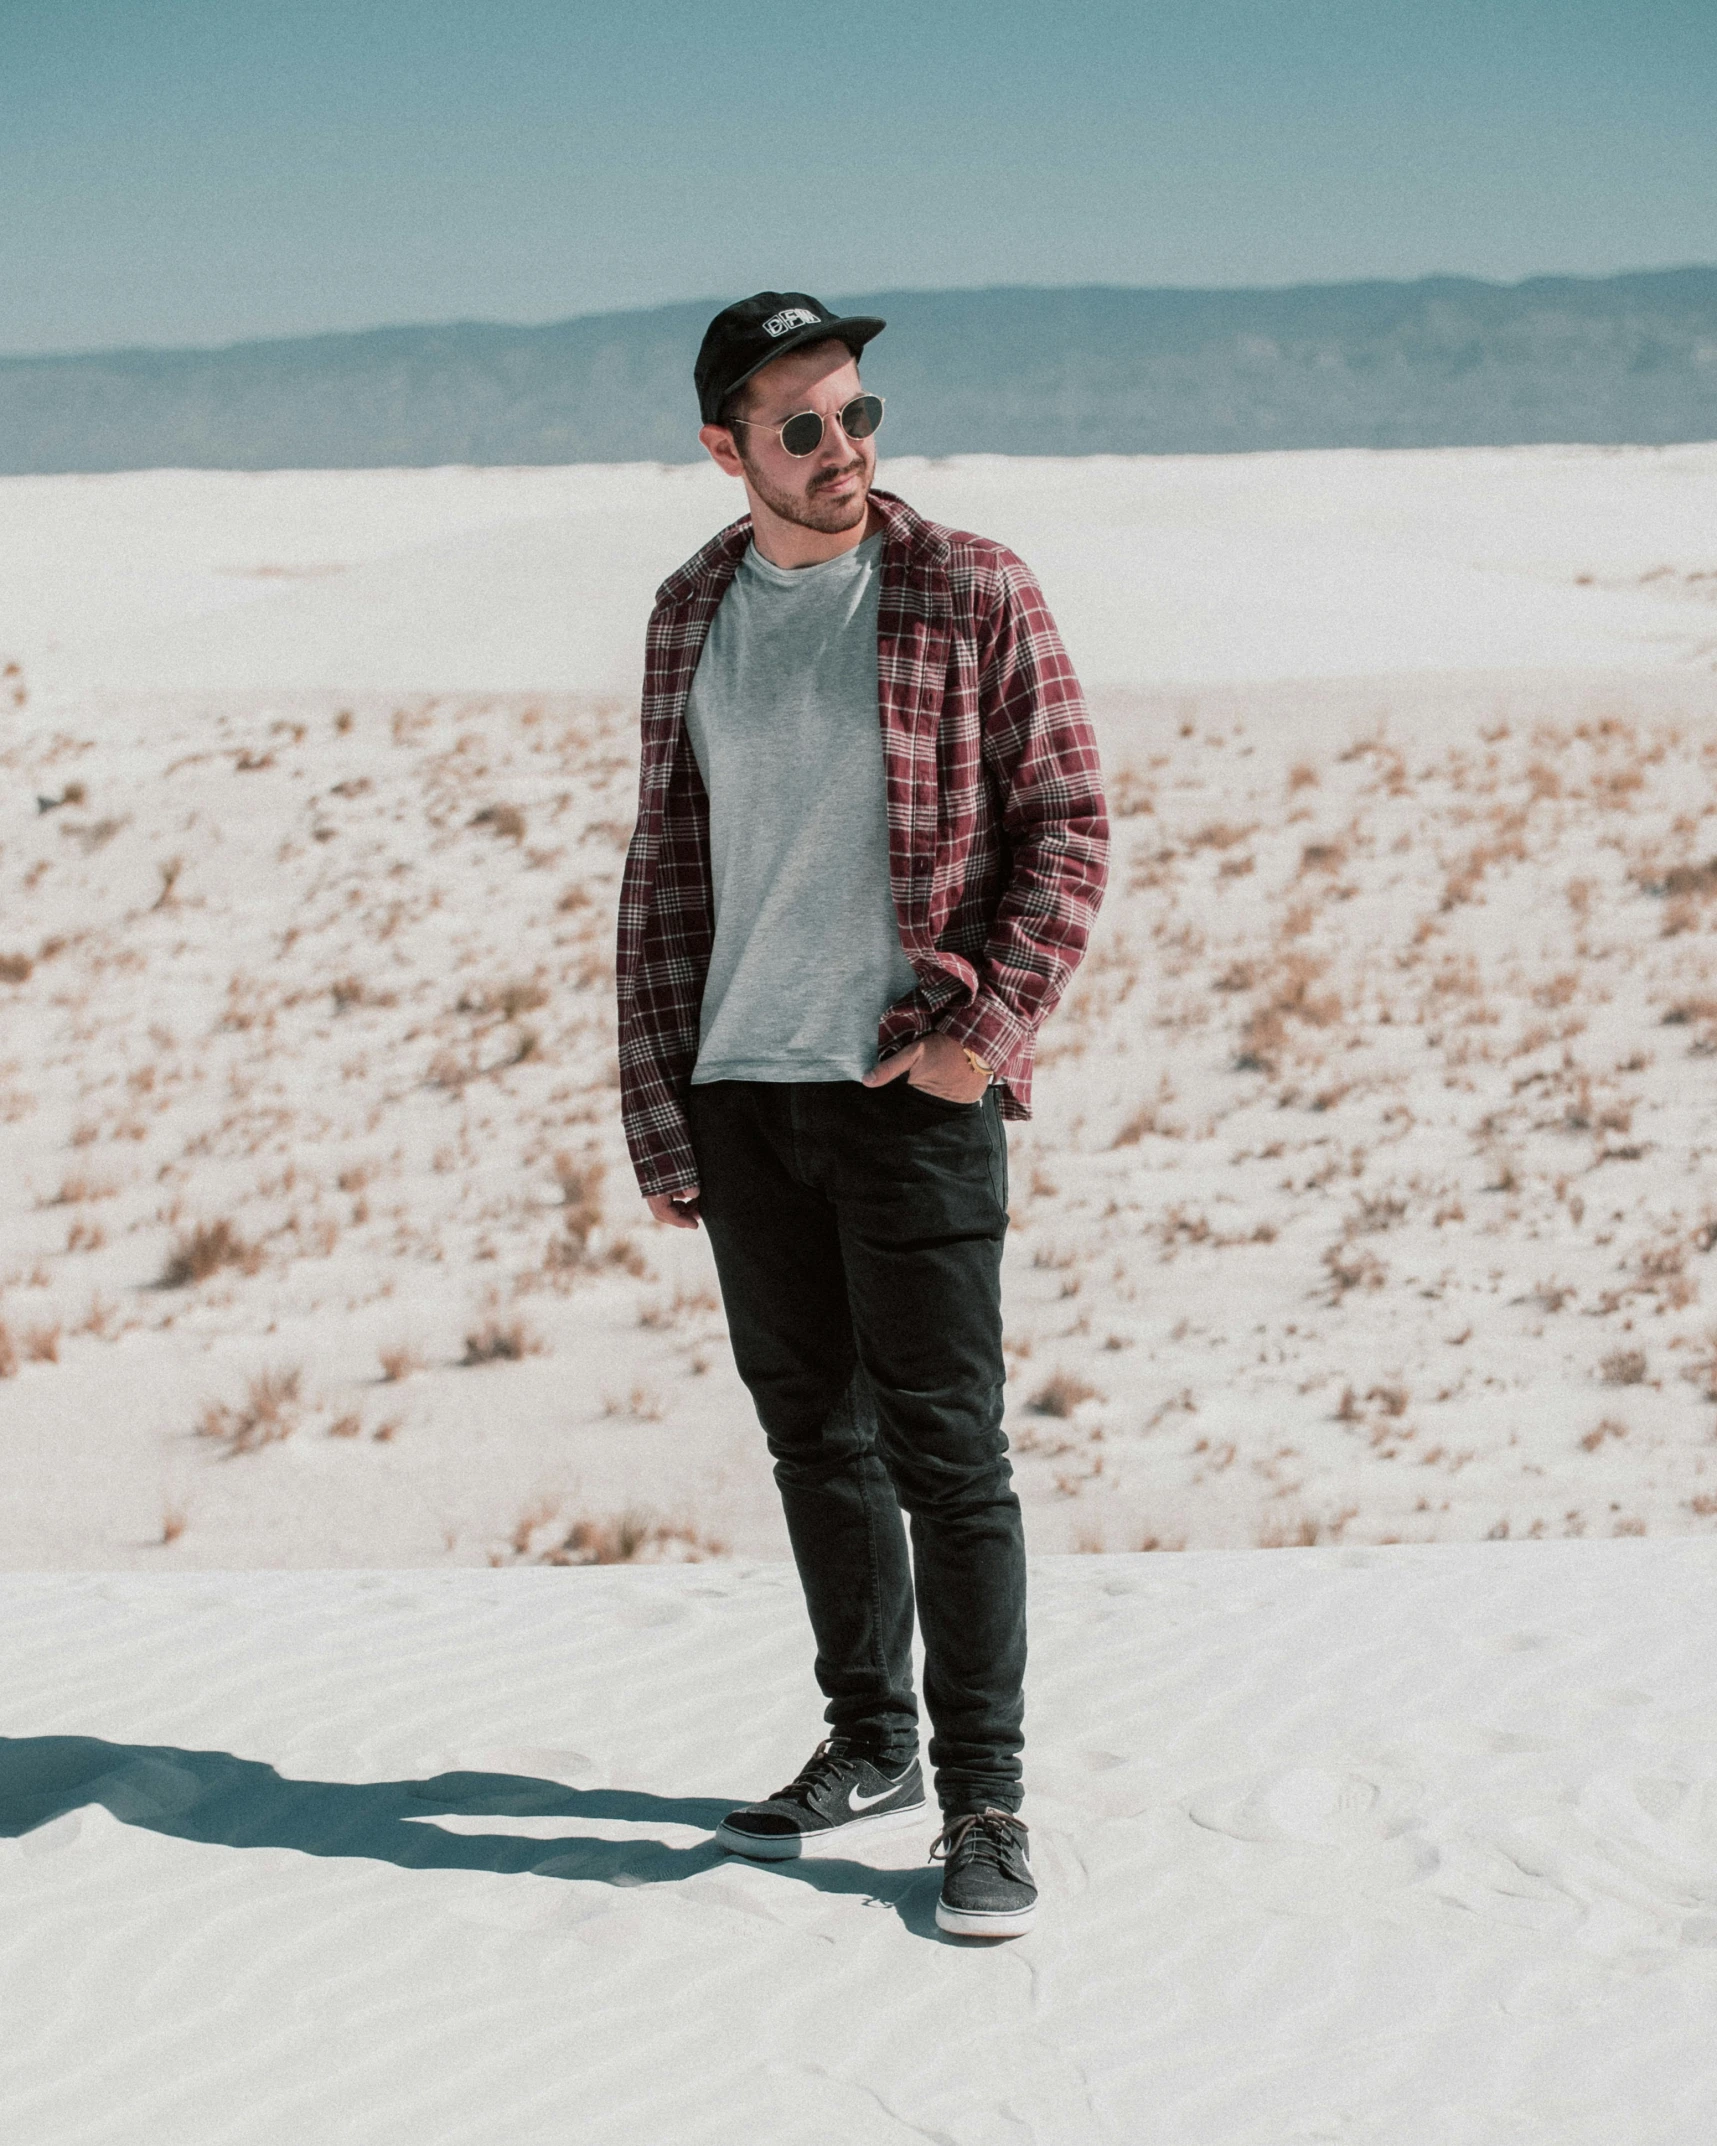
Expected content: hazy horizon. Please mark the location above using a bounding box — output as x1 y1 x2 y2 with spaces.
3 260 1715 367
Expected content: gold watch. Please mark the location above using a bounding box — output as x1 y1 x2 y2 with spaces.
960 1046 992 1082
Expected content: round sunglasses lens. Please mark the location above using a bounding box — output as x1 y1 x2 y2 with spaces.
842 395 883 440
779 411 824 456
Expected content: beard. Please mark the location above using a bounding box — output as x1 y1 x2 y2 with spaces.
741 450 872 535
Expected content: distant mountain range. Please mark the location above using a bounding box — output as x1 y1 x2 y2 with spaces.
4 269 1715 473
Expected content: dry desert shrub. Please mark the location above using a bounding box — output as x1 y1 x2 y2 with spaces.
552 1148 604 1251
1348 1190 1408 1235
1188 820 1255 852
0 952 32 984
1112 1079 1178 1147
1642 856 1717 901
426 1049 473 1092
462 1316 544 1366
1323 1243 1386 1300
1235 951 1341 1074
49 1173 117 1206
1580 1417 1629 1452
159 1502 188 1546
637 1285 720 1330
1028 1370 1101 1419
0 1321 16 1379
471 802 526 841
377 1342 424 1382
1108 767 1155 818
602 1383 666 1421
532 1512 725 1566
198 1366 302 1455
1598 1348 1648 1388
160 1217 262 1287
1680 1333 1717 1404
459 977 549 1020
497 979 548 1020
1256 1513 1327 1549
22 1324 61 1364
600 1233 648 1278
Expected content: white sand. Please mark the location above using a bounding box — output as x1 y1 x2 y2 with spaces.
4 445 1717 1564
4 445 1717 2139
5 1544 1716 2142
8 446 1717 699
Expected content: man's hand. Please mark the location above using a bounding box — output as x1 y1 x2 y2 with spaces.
862 1032 990 1104
646 1186 701 1230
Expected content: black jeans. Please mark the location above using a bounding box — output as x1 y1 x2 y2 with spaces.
687 1078 1025 1816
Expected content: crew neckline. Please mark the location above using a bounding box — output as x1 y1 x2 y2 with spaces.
743 528 884 588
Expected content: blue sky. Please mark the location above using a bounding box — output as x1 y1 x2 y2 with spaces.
3 0 1714 355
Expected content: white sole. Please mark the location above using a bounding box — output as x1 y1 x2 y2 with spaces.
716 1798 928 1861
935 1898 1038 1938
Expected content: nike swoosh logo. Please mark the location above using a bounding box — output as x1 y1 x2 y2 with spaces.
847 1781 907 1813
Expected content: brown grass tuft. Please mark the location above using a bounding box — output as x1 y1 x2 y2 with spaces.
602 1383 666 1421
197 1366 302 1455
534 1512 725 1566
1598 1348 1648 1388
378 1342 424 1383
1323 1244 1387 1299
160 1217 262 1288
471 803 527 841
462 1316 545 1366
1028 1370 1101 1419
0 1322 16 1379
551 1148 604 1255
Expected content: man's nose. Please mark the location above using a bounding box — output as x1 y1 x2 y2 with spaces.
812 409 856 464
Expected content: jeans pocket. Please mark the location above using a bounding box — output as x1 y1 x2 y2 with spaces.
894 1081 984 1123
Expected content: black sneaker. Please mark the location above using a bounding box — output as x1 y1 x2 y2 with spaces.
932 1809 1037 1937
716 1738 926 1860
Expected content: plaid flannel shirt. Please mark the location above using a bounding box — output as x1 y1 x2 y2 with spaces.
616 488 1108 1198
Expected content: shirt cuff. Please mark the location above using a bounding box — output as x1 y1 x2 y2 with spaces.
935 992 1031 1085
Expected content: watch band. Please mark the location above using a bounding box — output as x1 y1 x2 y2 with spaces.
960 1045 992 1081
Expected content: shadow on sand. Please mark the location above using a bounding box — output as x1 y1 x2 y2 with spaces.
0 1734 943 1937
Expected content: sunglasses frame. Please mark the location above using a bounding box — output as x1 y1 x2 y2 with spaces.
728 393 885 458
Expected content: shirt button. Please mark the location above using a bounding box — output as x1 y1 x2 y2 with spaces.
913 856 931 873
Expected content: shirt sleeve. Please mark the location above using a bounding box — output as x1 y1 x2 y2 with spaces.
934 554 1109 1083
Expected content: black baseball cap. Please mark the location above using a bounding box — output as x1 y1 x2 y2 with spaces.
695 291 886 425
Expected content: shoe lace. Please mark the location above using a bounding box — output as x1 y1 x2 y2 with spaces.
771 1738 863 1810
930 1808 1027 1867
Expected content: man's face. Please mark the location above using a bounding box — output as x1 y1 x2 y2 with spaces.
722 341 875 535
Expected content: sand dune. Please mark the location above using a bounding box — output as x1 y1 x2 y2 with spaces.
5 1545 1715 2142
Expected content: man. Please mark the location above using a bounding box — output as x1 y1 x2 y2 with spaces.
616 291 1107 1938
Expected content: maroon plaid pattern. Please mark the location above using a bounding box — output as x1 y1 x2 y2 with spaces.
616 488 1108 1198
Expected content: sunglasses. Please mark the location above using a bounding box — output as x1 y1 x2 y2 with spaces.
729 393 885 458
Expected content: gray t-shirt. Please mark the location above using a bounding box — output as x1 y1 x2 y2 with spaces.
683 530 918 1085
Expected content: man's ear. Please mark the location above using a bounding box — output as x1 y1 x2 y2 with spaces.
699 423 746 479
